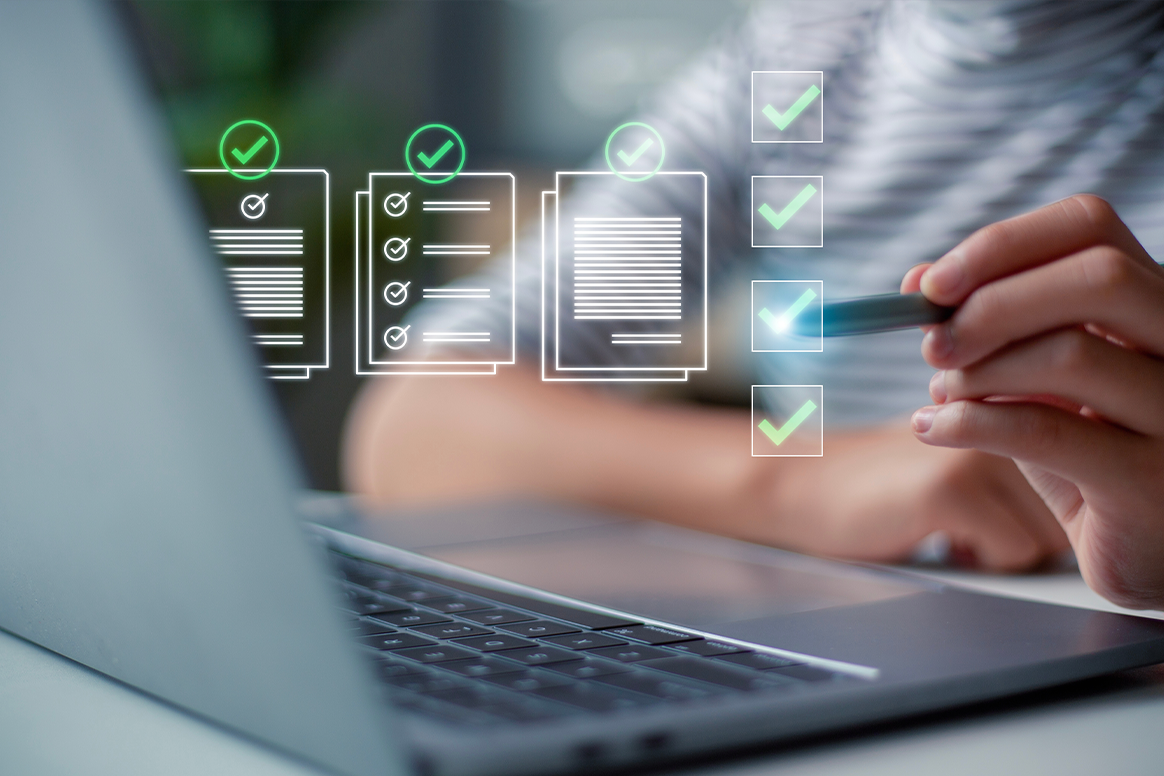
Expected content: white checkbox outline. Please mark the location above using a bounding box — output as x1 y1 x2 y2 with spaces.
751 280 824 353
751 70 824 144
751 175 824 249
751 385 824 458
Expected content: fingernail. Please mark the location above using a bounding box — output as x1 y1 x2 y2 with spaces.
924 324 955 360
912 406 937 433
922 254 965 297
929 371 948 403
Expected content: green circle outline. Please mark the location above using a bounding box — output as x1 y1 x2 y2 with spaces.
604 122 665 182
218 119 280 181
404 124 466 185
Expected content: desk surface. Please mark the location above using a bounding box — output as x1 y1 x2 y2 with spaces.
5 545 1164 775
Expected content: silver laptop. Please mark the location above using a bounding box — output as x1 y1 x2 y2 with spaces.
3 4 1164 776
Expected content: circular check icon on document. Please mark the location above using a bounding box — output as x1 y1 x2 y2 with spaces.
383 192 411 218
383 237 411 262
383 281 410 306
384 325 410 351
240 193 268 220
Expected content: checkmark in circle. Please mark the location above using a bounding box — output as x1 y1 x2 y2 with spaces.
384 325 410 351
231 135 268 164
383 237 411 262
416 139 454 169
383 192 411 218
383 281 410 307
219 119 279 181
761 84 821 131
616 138 654 167
758 183 817 231
240 192 269 220
758 399 817 446
604 122 666 182
404 124 466 184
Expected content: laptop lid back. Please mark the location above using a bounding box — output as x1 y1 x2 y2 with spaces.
0 3 402 774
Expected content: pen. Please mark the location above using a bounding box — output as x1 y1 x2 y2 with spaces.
790 292 955 337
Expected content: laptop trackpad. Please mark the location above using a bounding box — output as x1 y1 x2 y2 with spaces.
419 520 929 634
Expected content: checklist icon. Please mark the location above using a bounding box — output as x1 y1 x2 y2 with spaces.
752 385 824 457
752 280 823 352
186 168 330 380
751 71 824 143
355 172 516 376
752 176 823 248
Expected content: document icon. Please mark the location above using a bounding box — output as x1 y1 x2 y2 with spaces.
541 172 707 381
186 168 330 379
355 172 515 375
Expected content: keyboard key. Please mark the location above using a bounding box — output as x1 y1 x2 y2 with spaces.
640 656 789 692
354 618 397 637
667 639 750 657
768 664 839 682
540 633 628 651
544 658 631 679
372 658 423 679
593 671 717 701
462 608 537 626
599 624 700 645
498 620 581 638
373 610 452 628
588 645 671 663
439 656 526 678
495 645 579 666
384 669 470 694
339 586 412 616
395 644 479 664
484 670 573 692
362 632 437 651
379 582 450 603
715 652 802 671
409 571 640 630
423 596 494 615
452 634 536 652
410 622 494 640
532 683 657 712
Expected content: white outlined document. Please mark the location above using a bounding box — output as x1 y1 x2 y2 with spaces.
355 172 515 375
186 168 330 380
541 172 707 382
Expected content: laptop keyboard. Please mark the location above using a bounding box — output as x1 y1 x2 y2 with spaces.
330 551 859 727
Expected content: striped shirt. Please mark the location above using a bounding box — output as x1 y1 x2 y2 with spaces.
410 0 1164 426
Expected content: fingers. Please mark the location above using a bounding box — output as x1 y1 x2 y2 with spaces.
900 263 931 294
920 195 1155 306
932 329 1164 436
911 399 1142 489
922 244 1164 368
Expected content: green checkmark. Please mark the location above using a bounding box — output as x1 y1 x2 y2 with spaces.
761 84 821 131
758 399 817 446
758 183 817 230
230 135 269 165
416 139 455 169
616 138 654 167
758 288 817 333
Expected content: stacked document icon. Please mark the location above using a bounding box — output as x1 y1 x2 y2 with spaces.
187 169 330 379
542 172 708 381
355 172 515 375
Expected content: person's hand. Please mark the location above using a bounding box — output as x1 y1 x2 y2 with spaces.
745 422 1068 571
901 194 1164 609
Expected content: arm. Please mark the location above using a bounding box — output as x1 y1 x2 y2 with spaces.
343 366 1066 571
905 194 1164 608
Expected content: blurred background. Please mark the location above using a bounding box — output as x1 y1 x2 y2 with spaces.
119 0 752 491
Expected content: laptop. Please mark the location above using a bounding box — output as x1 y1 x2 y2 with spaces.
3 4 1164 776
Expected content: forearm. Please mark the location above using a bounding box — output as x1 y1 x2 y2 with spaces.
342 365 773 532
